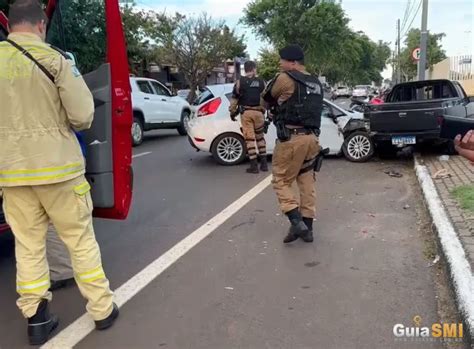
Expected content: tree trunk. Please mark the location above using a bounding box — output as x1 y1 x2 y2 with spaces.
187 83 198 104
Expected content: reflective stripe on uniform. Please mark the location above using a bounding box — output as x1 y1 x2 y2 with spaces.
77 266 106 283
17 277 50 294
73 182 91 196
0 163 83 182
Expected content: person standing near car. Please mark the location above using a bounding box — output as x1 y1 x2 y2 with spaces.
263 44 323 244
0 0 118 345
229 61 268 173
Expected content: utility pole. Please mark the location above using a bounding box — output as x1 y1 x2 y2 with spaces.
397 19 401 84
417 0 429 80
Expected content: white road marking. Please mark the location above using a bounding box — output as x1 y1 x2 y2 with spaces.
132 152 152 159
414 158 474 334
41 175 273 349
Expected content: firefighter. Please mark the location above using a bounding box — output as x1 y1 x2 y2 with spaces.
263 45 323 244
0 0 118 345
229 61 268 173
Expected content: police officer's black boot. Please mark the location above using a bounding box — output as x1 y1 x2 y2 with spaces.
259 155 269 172
246 159 259 174
301 217 314 243
27 299 59 346
284 208 310 244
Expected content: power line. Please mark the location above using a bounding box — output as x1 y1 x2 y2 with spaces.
400 0 412 32
403 0 422 37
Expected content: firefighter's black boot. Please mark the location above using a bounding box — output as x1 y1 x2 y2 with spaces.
27 299 59 346
301 217 314 243
284 208 309 244
259 155 269 172
95 303 119 331
246 159 259 174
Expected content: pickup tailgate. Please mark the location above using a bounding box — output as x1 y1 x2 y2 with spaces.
367 101 442 133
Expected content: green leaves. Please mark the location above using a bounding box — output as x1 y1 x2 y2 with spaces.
244 0 390 85
399 28 447 81
257 48 280 81
162 13 247 102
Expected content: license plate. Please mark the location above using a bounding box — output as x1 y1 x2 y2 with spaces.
392 136 416 145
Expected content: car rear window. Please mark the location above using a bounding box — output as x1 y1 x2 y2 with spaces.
390 81 456 102
225 93 233 101
194 89 214 106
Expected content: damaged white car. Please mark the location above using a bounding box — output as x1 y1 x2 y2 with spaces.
187 84 374 165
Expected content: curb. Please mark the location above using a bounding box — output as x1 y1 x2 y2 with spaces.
414 156 474 337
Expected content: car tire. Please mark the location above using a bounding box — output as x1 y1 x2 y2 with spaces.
177 110 190 136
342 131 374 162
211 133 246 166
132 117 144 147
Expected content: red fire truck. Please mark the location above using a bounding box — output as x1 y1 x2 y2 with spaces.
0 0 133 234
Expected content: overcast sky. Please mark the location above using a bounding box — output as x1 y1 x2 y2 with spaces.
137 0 473 79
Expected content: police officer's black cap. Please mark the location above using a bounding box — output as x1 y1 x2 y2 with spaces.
279 45 304 61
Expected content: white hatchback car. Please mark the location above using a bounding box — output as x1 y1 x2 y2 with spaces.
188 84 374 165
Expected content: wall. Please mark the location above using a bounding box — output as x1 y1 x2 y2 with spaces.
426 56 474 96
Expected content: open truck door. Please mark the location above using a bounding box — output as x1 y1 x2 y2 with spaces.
0 0 133 220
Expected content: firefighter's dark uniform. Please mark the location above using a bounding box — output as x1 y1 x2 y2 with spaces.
263 45 323 244
229 76 268 173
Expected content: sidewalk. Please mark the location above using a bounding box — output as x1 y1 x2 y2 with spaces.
417 154 474 338
421 155 474 270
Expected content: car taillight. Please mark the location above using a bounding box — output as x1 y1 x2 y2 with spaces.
198 98 221 117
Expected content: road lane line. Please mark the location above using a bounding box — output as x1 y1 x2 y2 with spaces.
41 174 273 349
132 152 152 159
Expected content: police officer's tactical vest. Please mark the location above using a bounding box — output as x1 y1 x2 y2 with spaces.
278 71 323 129
238 76 265 107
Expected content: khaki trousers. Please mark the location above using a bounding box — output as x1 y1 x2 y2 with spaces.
241 110 266 160
272 133 320 218
2 175 114 321
47 224 73 281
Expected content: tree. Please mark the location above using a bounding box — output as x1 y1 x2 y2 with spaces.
257 48 279 81
162 13 247 102
120 5 178 74
243 0 390 85
399 28 447 81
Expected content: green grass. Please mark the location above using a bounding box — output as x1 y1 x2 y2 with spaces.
451 185 474 213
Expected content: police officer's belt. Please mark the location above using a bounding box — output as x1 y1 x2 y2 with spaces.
288 128 315 135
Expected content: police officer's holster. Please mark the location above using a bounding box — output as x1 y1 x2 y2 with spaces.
2 176 114 321
271 129 320 219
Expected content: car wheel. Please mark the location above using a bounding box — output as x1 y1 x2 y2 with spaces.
132 117 144 147
342 131 374 162
177 111 190 136
211 133 246 166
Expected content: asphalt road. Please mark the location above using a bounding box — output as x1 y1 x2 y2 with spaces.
0 104 467 348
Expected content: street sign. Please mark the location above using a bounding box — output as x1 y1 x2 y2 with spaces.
412 48 421 61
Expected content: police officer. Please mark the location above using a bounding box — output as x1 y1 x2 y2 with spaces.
0 0 118 345
263 45 323 244
229 61 268 173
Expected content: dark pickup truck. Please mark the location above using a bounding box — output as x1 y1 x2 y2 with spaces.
365 79 474 149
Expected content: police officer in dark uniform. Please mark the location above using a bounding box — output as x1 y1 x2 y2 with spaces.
229 61 268 173
263 45 323 244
